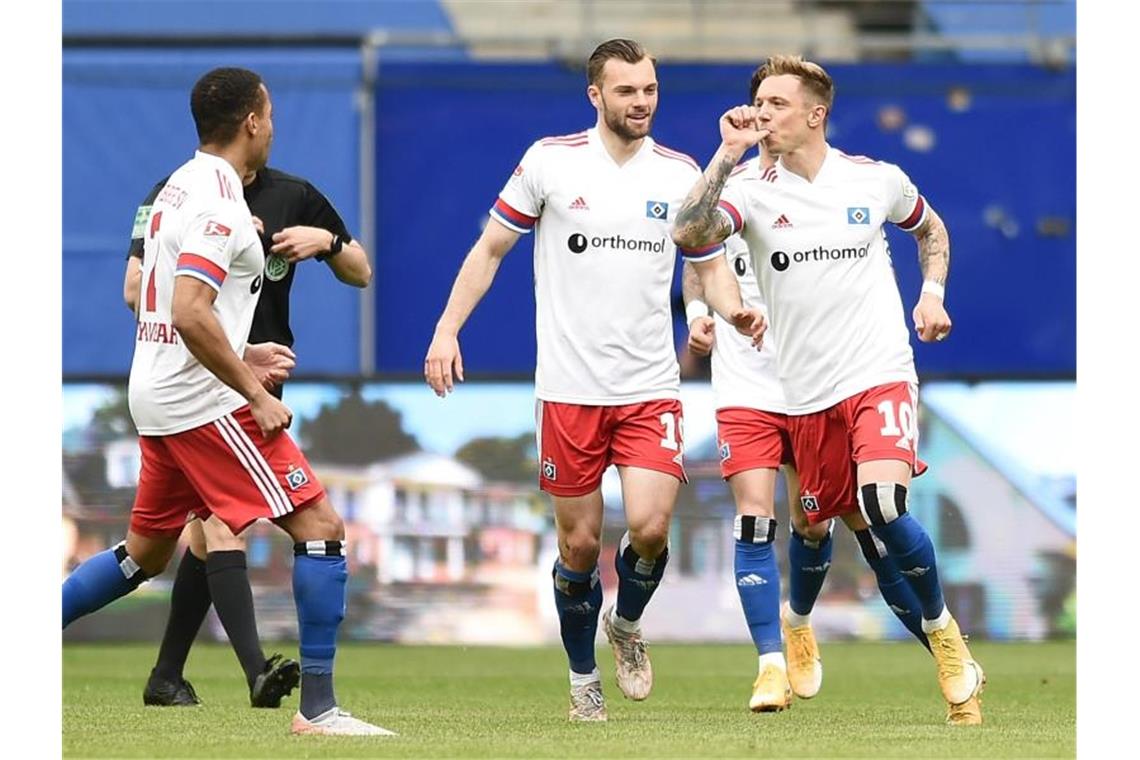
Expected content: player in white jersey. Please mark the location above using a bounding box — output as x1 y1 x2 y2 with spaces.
424 39 764 722
62 68 392 737
672 55 983 726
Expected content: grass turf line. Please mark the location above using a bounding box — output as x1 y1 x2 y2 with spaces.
64 641 1074 758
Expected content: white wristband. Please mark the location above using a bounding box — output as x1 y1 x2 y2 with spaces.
685 299 710 326
921 280 945 301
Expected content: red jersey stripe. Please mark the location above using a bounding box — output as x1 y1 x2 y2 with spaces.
680 241 725 258
491 198 538 229
176 253 227 287
652 146 700 170
897 195 927 231
718 200 744 233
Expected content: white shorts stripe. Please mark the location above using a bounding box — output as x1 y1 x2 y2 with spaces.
213 418 285 517
212 417 289 517
219 414 294 517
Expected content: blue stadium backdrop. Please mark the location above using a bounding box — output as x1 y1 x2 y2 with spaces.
64 54 1074 378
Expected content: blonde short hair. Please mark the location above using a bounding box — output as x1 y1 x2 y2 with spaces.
749 54 834 111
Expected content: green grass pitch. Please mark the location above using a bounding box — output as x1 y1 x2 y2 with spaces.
63 640 1074 758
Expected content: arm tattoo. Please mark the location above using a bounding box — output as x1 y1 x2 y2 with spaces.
915 209 950 286
674 152 738 249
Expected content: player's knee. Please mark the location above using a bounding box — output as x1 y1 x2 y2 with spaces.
787 506 815 538
559 531 601 570
201 517 245 553
858 482 909 527
279 497 345 542
186 520 208 560
627 515 670 555
124 534 176 577
794 518 831 544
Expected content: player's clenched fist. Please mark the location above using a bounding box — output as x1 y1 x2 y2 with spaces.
730 307 767 349
688 316 716 357
719 105 770 152
250 393 292 438
425 330 465 397
912 293 952 343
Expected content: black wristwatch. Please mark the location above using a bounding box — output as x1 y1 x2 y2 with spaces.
318 233 345 261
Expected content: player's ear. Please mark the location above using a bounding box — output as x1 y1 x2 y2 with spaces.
586 84 601 109
807 104 827 128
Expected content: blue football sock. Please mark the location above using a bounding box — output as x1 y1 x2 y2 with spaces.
734 516 782 655
63 542 148 628
854 529 931 651
552 560 603 674
861 484 946 622
293 541 347 719
787 523 833 617
614 532 669 623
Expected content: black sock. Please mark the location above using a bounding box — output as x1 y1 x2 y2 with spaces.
205 550 266 689
152 548 211 682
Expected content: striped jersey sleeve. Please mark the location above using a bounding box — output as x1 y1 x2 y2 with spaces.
174 204 244 291
884 163 928 232
490 141 546 233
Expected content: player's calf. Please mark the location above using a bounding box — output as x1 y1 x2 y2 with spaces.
786 520 833 620
858 482 945 621
859 482 982 706
732 515 790 710
853 527 929 651
63 536 173 627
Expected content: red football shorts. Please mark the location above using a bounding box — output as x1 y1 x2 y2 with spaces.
715 407 794 479
536 398 687 497
785 382 928 525
130 405 325 537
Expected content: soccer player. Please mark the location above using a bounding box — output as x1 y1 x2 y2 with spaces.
684 239 932 712
122 158 371 709
62 67 392 736
672 54 984 725
424 39 763 722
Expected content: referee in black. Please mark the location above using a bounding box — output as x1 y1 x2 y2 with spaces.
122 164 371 708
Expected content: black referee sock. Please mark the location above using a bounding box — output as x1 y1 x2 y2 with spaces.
205 550 266 689
153 548 211 682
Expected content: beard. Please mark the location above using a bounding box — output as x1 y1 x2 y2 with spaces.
602 102 654 142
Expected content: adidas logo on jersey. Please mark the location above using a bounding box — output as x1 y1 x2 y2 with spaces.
569 196 589 211
772 214 793 229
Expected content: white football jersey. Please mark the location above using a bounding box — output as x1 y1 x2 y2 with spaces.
718 146 924 414
128 151 264 435
491 127 722 405
711 230 788 413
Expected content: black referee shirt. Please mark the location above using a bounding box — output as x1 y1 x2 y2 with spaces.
127 166 353 348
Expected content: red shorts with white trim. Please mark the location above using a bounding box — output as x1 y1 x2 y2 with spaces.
715 407 793 479
537 399 687 497
785 382 928 525
130 405 325 538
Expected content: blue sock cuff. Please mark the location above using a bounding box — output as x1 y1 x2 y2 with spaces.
62 544 148 628
790 526 832 551
553 561 598 596
616 533 669 580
